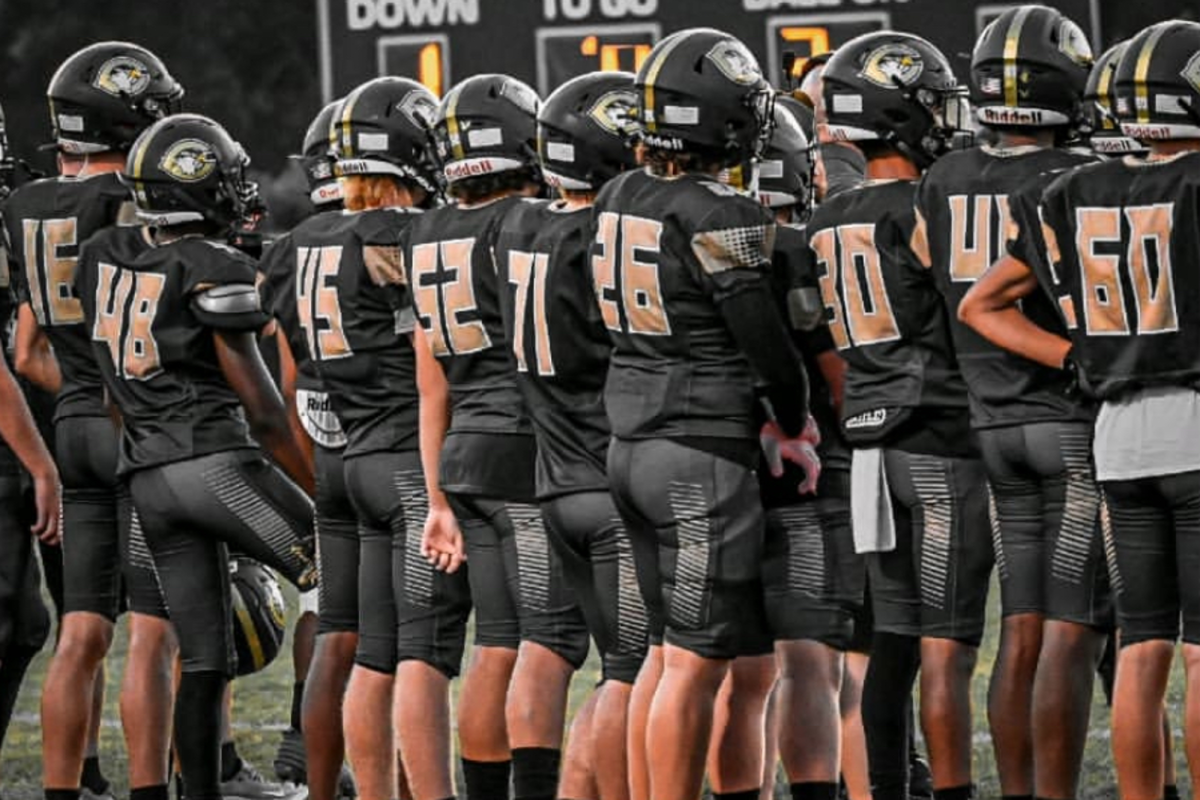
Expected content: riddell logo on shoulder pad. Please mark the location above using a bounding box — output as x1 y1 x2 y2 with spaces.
845 409 888 429
979 107 1045 126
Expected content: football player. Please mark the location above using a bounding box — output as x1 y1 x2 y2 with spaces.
750 97 869 800
76 113 317 800
589 28 816 800
911 8 1109 798
811 32 990 800
403 73 591 800
491 71 650 800
267 76 471 800
261 99 359 800
7 42 183 800
1083 42 1147 158
960 20 1200 799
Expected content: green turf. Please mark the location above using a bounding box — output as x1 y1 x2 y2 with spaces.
0 582 1190 799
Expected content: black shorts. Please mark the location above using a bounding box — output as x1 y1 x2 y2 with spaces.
315 444 358 635
0 446 50 652
448 493 589 668
979 422 1111 627
763 469 864 650
542 491 650 684
345 450 471 677
867 450 994 646
130 449 315 676
607 437 771 660
57 416 166 620
1102 470 1200 646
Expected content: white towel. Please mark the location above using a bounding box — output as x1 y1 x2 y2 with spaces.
851 448 897 554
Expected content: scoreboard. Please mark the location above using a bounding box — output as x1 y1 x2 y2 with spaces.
317 0 1103 102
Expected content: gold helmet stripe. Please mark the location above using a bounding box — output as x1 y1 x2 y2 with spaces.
130 125 152 196
339 89 361 158
444 85 465 162
1003 6 1033 108
641 32 687 133
231 586 266 672
1134 24 1171 124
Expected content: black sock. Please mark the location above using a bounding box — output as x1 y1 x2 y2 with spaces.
131 785 171 800
175 671 227 800
290 681 304 732
862 632 920 799
82 755 110 795
511 747 558 800
45 790 80 800
933 786 974 800
1163 787 1180 800
1004 796 1034 800
791 781 840 800
714 791 760 800
462 758 511 800
221 739 243 782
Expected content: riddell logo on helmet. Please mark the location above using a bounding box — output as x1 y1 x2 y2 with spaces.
445 159 494 179
979 107 1045 125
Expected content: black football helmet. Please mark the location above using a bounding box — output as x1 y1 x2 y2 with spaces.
122 113 255 228
758 96 813 216
1084 42 1147 156
48 41 183 154
230 559 287 678
433 74 540 185
822 31 970 166
1114 20 1200 141
294 99 344 208
971 5 1093 129
332 77 441 197
538 71 639 191
635 28 775 164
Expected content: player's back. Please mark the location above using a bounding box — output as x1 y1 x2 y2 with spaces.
917 144 1096 428
494 198 611 500
807 178 967 449
6 173 130 419
590 168 772 442
272 208 420 457
403 195 531 435
1043 152 1200 399
79 232 257 473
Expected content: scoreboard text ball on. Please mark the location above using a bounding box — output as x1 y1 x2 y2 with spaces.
319 0 1103 101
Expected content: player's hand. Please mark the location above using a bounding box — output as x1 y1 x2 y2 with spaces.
31 468 61 545
760 417 822 496
422 504 466 574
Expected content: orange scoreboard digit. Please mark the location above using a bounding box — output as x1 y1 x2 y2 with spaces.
535 23 661 96
766 12 891 81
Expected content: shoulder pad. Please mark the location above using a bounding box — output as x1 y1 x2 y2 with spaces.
697 180 739 197
191 283 269 332
194 283 262 316
691 224 776 275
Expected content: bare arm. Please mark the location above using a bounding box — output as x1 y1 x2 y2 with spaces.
959 253 1071 370
274 327 314 476
215 329 315 496
0 358 59 542
13 303 61 394
414 325 464 573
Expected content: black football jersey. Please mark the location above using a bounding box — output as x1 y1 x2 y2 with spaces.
78 232 263 474
1038 153 1200 399
760 224 850 509
915 145 1096 429
493 199 612 501
6 173 131 420
588 169 782 443
402 196 537 499
807 179 969 449
264 209 419 458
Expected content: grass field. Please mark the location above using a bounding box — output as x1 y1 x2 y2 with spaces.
0 581 1190 800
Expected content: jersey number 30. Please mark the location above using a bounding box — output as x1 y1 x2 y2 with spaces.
93 263 164 380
